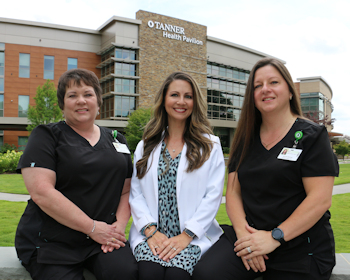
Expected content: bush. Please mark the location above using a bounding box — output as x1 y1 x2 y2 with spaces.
222 147 230 154
0 143 17 154
0 150 23 173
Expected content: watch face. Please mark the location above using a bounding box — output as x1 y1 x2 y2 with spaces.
272 228 283 239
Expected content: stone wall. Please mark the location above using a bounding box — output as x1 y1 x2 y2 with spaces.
136 10 207 108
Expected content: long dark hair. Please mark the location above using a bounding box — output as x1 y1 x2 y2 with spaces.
136 71 213 179
228 58 303 171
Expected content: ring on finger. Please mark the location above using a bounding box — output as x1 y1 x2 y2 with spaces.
170 246 173 249
154 245 159 249
106 241 110 246
112 238 116 242
247 259 252 262
247 246 252 254
172 247 177 251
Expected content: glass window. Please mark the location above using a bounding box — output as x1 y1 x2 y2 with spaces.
0 136 3 147
233 70 239 79
18 136 28 152
219 80 226 90
115 48 136 60
44 56 54 79
19 53 30 78
207 64 211 75
212 65 219 76
219 67 226 77
115 63 135 76
18 95 29 117
212 79 219 89
0 94 3 116
114 95 135 117
0 52 4 76
67 58 77 70
114 78 136 94
227 69 233 79
207 78 211 87
0 77 3 92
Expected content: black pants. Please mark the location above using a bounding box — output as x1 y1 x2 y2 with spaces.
192 234 333 280
22 244 138 280
138 261 191 280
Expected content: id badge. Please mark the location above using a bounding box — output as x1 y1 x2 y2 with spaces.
277 147 302 161
113 142 131 154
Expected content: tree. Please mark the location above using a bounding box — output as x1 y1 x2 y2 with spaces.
27 80 63 132
125 108 153 152
334 140 350 160
303 111 335 127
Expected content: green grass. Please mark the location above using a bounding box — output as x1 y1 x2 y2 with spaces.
2 198 349 253
0 201 27 246
0 174 28 194
330 193 350 253
335 163 350 185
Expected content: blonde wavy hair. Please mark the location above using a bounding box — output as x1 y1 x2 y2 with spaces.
136 71 213 179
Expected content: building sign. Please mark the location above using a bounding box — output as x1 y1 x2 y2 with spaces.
147 20 203 45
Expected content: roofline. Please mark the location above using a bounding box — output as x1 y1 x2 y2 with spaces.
207 36 286 63
0 17 100 34
98 16 142 31
297 76 333 97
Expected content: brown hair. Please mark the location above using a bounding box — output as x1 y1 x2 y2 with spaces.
57 68 102 110
228 58 303 171
136 71 213 179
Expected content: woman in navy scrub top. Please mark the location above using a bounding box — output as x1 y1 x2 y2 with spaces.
15 69 137 280
193 58 339 280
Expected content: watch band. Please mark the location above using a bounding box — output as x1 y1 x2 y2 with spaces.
183 228 196 239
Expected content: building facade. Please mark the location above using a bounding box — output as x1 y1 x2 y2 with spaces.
0 11 334 150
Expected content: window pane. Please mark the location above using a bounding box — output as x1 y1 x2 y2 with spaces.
19 53 30 78
67 58 77 70
207 64 211 75
212 66 219 76
0 78 3 92
0 52 4 76
18 95 29 117
18 136 28 151
0 94 3 117
44 56 54 80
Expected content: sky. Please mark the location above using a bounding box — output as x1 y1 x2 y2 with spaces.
1 0 349 135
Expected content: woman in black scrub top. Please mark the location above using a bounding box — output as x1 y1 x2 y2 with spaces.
15 69 137 280
192 58 339 280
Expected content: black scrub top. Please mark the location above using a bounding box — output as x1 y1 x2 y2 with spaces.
228 118 339 273
15 121 132 265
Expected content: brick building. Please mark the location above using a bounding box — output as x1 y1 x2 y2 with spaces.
0 11 335 150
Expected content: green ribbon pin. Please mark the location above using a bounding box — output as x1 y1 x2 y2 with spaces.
112 130 118 139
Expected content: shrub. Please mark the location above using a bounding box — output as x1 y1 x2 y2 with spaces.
0 150 23 174
0 143 17 154
222 147 230 154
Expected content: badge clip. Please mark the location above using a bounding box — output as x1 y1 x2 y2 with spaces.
293 131 303 148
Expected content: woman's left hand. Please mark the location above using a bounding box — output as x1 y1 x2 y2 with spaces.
234 224 280 260
100 221 127 253
158 232 192 262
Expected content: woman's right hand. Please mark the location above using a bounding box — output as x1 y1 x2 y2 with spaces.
235 226 268 273
89 220 127 251
147 231 168 256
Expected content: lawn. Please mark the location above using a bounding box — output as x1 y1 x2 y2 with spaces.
1 163 349 196
1 194 349 253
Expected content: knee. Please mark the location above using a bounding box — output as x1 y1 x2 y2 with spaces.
103 262 138 280
192 263 213 280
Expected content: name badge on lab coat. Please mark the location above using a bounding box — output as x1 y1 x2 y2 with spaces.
277 147 302 161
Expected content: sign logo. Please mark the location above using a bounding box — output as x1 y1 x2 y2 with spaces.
147 20 203 45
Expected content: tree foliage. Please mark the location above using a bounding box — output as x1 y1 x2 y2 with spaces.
334 140 350 160
125 108 153 152
303 111 335 127
26 80 63 132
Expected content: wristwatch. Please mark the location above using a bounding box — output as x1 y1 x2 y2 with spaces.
271 228 286 245
183 228 196 239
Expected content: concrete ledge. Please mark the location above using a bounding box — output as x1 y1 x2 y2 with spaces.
0 247 97 280
1 247 349 279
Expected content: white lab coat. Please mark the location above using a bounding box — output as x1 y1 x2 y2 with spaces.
129 134 225 257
